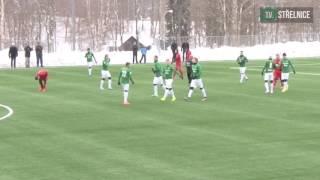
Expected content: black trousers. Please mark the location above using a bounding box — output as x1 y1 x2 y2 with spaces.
139 55 146 64
11 57 16 69
37 55 43 67
187 67 192 84
133 54 138 64
182 51 186 62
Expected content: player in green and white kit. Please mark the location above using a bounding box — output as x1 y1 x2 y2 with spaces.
185 57 207 101
85 48 97 76
161 59 176 102
281 53 296 93
100 54 112 90
237 51 248 83
152 56 164 97
118 62 134 105
261 57 275 94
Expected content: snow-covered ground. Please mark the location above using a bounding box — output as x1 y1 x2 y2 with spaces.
0 41 319 69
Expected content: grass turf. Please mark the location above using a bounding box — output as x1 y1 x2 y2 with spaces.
0 58 319 180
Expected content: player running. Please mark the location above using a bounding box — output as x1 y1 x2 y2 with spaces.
273 54 282 89
152 55 164 97
161 59 176 102
184 57 207 101
85 48 97 76
35 69 48 92
281 53 296 93
261 57 275 94
236 51 249 83
173 49 184 80
100 54 112 90
118 62 134 105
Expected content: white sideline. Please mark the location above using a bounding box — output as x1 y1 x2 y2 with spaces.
229 67 320 76
0 104 14 121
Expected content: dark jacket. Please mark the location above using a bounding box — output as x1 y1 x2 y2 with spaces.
132 44 138 55
24 46 33 58
181 42 189 52
9 46 18 58
35 45 43 56
171 42 177 52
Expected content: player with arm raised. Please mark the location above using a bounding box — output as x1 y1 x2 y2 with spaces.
100 54 112 90
237 51 248 83
152 56 164 97
184 57 207 101
85 48 97 76
261 57 275 94
281 53 296 93
161 59 176 102
173 49 184 80
118 62 134 105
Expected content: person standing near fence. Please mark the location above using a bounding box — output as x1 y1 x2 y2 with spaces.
132 42 138 64
35 43 43 67
9 43 18 69
181 42 189 62
24 44 33 68
171 41 178 61
139 46 148 64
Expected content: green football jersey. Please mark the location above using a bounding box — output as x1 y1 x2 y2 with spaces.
237 55 248 67
281 58 295 73
262 60 275 73
85 52 95 62
163 64 174 80
154 62 162 77
191 63 202 79
118 67 133 85
102 57 110 70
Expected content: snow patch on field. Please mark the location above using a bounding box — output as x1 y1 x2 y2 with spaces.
0 41 319 68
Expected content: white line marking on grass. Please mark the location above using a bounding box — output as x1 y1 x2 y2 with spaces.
229 67 320 76
0 104 14 121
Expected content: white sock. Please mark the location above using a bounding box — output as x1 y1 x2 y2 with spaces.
171 90 175 98
88 68 92 76
163 89 169 99
240 74 244 83
201 88 207 98
108 79 112 89
124 91 128 103
153 85 158 96
100 80 104 89
264 82 269 92
245 74 248 79
188 89 193 98
270 83 274 93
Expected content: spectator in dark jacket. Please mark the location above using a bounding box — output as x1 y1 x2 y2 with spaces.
35 43 43 67
24 44 33 68
132 42 138 64
9 44 18 69
181 42 189 62
171 41 177 61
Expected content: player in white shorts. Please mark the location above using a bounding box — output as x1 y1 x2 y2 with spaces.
261 57 275 94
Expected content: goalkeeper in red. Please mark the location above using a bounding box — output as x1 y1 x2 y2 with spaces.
35 69 48 92
281 53 296 93
118 62 134 105
184 57 207 101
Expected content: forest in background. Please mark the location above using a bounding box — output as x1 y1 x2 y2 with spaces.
0 0 319 52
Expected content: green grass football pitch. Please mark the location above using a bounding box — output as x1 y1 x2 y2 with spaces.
0 58 320 180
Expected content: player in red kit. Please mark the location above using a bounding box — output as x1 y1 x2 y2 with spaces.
273 54 282 89
35 69 48 92
173 49 184 80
